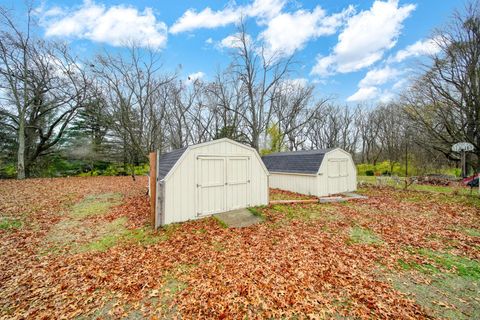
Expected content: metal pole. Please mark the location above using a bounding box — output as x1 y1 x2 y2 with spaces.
461 150 466 178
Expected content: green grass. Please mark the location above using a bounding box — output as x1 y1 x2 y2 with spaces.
398 259 440 274
391 272 479 320
417 249 480 279
393 248 480 319
349 226 382 245
270 203 332 221
358 175 480 207
79 222 171 252
0 218 22 230
464 228 480 237
213 216 228 229
70 193 122 219
248 206 266 219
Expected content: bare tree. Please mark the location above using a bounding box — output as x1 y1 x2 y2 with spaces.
229 21 293 150
403 1 480 170
0 6 90 178
92 46 174 175
308 104 359 153
271 80 328 151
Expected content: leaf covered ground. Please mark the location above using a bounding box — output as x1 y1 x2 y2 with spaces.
0 177 479 319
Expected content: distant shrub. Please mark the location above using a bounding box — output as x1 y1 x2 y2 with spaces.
134 164 149 175
365 170 374 176
104 165 119 176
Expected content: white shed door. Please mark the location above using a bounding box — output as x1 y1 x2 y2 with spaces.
197 157 226 215
226 157 250 210
197 156 250 216
327 159 349 194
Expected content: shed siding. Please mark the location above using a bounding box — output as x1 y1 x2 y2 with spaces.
269 173 318 196
318 149 357 196
163 140 268 224
265 148 356 198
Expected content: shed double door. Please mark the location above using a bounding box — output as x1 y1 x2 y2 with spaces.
196 156 250 216
327 158 349 195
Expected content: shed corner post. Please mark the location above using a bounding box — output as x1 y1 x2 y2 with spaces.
149 151 157 228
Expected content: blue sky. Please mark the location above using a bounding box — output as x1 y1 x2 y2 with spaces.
1 0 460 103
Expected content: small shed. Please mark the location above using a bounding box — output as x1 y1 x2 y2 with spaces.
153 138 269 227
262 148 357 197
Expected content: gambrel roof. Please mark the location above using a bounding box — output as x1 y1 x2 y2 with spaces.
156 138 270 181
262 149 332 174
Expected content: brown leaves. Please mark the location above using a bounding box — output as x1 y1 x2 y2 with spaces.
0 177 478 319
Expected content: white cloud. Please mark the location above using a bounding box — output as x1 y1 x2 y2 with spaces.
248 0 287 23
391 38 441 62
41 0 168 49
187 71 205 84
170 0 287 34
379 91 395 103
259 6 354 57
347 86 379 102
283 78 309 88
312 0 415 76
348 66 401 102
392 78 408 90
205 37 213 44
219 33 252 49
170 6 239 34
359 66 400 87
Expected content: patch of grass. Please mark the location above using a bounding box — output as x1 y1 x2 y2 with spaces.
417 249 480 279
0 218 22 230
393 248 480 319
156 263 194 316
349 226 382 245
211 240 226 252
391 272 479 320
397 259 440 274
70 193 122 219
464 228 480 237
270 203 335 221
81 233 121 252
76 217 128 252
123 227 163 245
213 216 228 229
248 206 265 219
159 223 180 239
79 220 168 252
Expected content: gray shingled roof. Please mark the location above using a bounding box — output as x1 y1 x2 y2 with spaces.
262 149 331 174
157 146 188 180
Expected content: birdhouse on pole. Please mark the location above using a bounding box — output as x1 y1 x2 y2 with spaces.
452 142 474 178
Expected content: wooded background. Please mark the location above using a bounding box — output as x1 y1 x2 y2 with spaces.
0 2 478 179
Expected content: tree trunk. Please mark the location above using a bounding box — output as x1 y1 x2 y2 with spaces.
17 117 26 179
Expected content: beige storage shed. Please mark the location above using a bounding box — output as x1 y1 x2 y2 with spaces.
262 148 357 197
154 138 269 227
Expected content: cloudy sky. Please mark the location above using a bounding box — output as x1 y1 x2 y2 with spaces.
1 0 459 103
